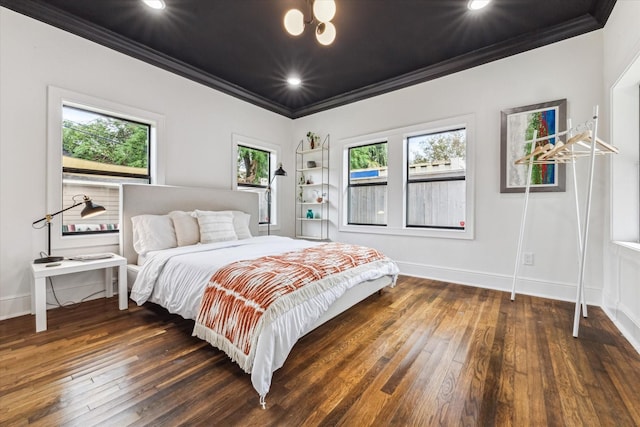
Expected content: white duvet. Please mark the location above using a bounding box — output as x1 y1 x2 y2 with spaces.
130 235 399 405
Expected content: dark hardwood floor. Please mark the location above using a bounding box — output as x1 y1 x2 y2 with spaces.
1 275 639 426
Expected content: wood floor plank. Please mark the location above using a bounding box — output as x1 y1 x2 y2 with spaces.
496 295 517 426
1 275 639 426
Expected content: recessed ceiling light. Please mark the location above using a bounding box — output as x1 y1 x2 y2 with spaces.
287 77 302 87
468 0 491 10
143 0 166 10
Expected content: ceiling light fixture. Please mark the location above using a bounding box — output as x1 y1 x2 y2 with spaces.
284 0 337 46
287 76 302 87
467 0 491 10
143 0 166 10
313 0 336 23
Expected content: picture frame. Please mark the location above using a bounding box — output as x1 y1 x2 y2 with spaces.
500 99 567 193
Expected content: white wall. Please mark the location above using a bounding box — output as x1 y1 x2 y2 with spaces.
292 31 608 308
0 8 292 319
602 0 640 351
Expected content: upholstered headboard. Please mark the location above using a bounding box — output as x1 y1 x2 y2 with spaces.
119 184 260 265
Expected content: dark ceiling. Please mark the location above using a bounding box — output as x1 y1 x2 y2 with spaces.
1 0 616 118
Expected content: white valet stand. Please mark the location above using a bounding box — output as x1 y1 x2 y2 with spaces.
510 106 618 337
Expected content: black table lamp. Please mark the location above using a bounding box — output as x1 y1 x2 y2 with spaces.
32 194 106 264
267 164 287 236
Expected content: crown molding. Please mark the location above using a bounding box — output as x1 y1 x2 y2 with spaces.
291 14 604 118
0 0 293 117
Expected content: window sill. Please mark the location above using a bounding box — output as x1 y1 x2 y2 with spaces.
259 224 281 233
612 241 640 259
613 241 640 251
339 224 473 240
55 232 119 252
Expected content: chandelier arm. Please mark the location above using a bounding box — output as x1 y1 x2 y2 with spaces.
304 0 315 25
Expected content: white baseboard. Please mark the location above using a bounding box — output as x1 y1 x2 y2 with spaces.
0 293 31 320
0 279 117 321
602 291 640 354
396 261 602 304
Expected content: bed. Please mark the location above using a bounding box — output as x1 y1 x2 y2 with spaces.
120 183 399 407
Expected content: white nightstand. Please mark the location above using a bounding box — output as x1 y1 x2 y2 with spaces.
30 254 128 332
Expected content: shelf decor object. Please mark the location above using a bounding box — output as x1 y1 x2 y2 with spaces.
32 194 105 264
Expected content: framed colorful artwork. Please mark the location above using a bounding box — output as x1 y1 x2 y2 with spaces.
500 99 567 193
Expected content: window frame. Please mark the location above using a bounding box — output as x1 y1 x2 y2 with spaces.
405 126 467 230
340 114 475 240
236 143 272 225
347 141 388 226
610 61 640 246
61 105 152 236
232 134 283 232
47 86 165 250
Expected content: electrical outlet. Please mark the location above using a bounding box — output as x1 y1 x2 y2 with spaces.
523 252 534 265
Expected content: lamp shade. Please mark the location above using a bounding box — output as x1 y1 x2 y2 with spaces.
80 197 106 219
274 164 287 177
284 9 304 36
316 22 336 46
313 0 336 23
32 194 105 264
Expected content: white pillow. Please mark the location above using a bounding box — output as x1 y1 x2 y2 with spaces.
131 214 177 255
230 211 252 240
169 210 200 246
193 210 237 243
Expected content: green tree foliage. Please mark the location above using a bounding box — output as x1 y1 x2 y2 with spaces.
524 112 547 185
237 146 269 185
349 142 388 170
410 130 465 164
525 112 543 142
62 118 148 168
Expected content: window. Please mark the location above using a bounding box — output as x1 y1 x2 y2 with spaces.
340 114 474 239
406 128 466 229
232 134 282 231
236 144 271 224
62 105 151 235
610 63 640 244
347 142 388 225
47 86 164 250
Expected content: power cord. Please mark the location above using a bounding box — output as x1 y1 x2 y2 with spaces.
35 251 111 308
46 275 106 309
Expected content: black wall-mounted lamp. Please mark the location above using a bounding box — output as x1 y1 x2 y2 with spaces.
32 194 105 264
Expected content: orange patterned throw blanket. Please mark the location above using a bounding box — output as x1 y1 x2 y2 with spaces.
193 242 390 372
